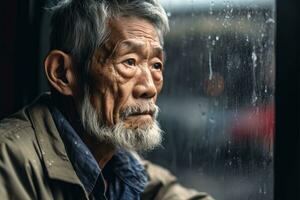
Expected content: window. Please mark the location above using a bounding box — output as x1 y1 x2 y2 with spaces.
145 1 275 199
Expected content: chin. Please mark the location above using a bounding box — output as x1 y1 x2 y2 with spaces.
79 90 163 151
111 119 163 151
83 119 163 152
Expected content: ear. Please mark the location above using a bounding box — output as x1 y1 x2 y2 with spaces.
44 50 76 96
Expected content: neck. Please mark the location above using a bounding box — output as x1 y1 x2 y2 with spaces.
83 137 116 169
55 95 116 169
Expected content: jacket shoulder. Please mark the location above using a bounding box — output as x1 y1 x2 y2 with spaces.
0 107 42 163
0 108 47 199
141 159 214 200
0 108 35 142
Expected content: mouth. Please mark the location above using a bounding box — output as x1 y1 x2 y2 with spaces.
120 106 157 124
124 111 154 123
127 110 154 117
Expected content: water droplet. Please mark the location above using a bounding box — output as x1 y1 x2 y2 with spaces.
209 117 215 124
208 50 213 80
210 0 214 15
167 12 172 17
47 160 52 167
47 160 54 167
266 18 275 24
41 150 46 155
216 36 219 41
74 141 78 145
252 95 258 104
16 134 20 139
212 40 216 46
252 51 257 67
247 13 251 20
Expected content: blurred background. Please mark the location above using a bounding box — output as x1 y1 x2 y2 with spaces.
1 0 275 199
147 1 275 199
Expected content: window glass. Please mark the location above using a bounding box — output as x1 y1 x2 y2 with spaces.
145 0 275 199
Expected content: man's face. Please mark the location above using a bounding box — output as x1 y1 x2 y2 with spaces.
77 16 164 150
88 16 164 129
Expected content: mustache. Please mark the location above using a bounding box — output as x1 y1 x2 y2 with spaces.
120 102 159 120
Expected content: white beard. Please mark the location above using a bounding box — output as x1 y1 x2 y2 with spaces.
78 89 163 151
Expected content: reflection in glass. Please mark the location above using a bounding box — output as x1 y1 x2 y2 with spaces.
145 0 275 199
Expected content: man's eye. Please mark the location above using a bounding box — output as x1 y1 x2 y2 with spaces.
153 63 163 70
124 59 136 66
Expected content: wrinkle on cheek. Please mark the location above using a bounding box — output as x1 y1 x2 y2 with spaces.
90 93 102 113
88 63 121 126
110 64 136 123
102 88 115 126
111 79 134 124
117 82 134 108
100 67 121 126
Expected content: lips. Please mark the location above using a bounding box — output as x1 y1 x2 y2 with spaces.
120 105 157 120
127 110 154 117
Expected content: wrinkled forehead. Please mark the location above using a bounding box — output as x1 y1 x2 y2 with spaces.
106 16 162 50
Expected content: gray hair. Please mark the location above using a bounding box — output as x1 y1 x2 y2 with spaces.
48 0 169 84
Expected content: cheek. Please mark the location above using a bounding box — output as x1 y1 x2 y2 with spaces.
152 71 163 81
89 65 121 124
108 65 137 123
152 71 163 92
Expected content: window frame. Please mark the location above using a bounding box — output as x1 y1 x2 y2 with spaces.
275 0 300 199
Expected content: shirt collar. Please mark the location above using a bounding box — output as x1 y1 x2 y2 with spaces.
50 107 101 195
112 149 148 193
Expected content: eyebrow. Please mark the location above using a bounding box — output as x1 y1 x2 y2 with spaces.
115 40 165 60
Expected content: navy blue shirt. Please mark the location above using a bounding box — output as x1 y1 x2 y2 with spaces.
50 107 148 200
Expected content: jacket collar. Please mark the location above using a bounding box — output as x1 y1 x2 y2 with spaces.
27 94 87 196
50 106 102 195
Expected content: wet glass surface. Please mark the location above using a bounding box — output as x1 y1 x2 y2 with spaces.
145 0 275 199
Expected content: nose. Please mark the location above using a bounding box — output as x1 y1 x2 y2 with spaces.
133 67 157 99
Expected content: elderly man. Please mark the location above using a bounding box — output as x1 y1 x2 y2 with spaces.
0 0 213 199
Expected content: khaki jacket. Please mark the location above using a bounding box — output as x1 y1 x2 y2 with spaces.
0 96 213 200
